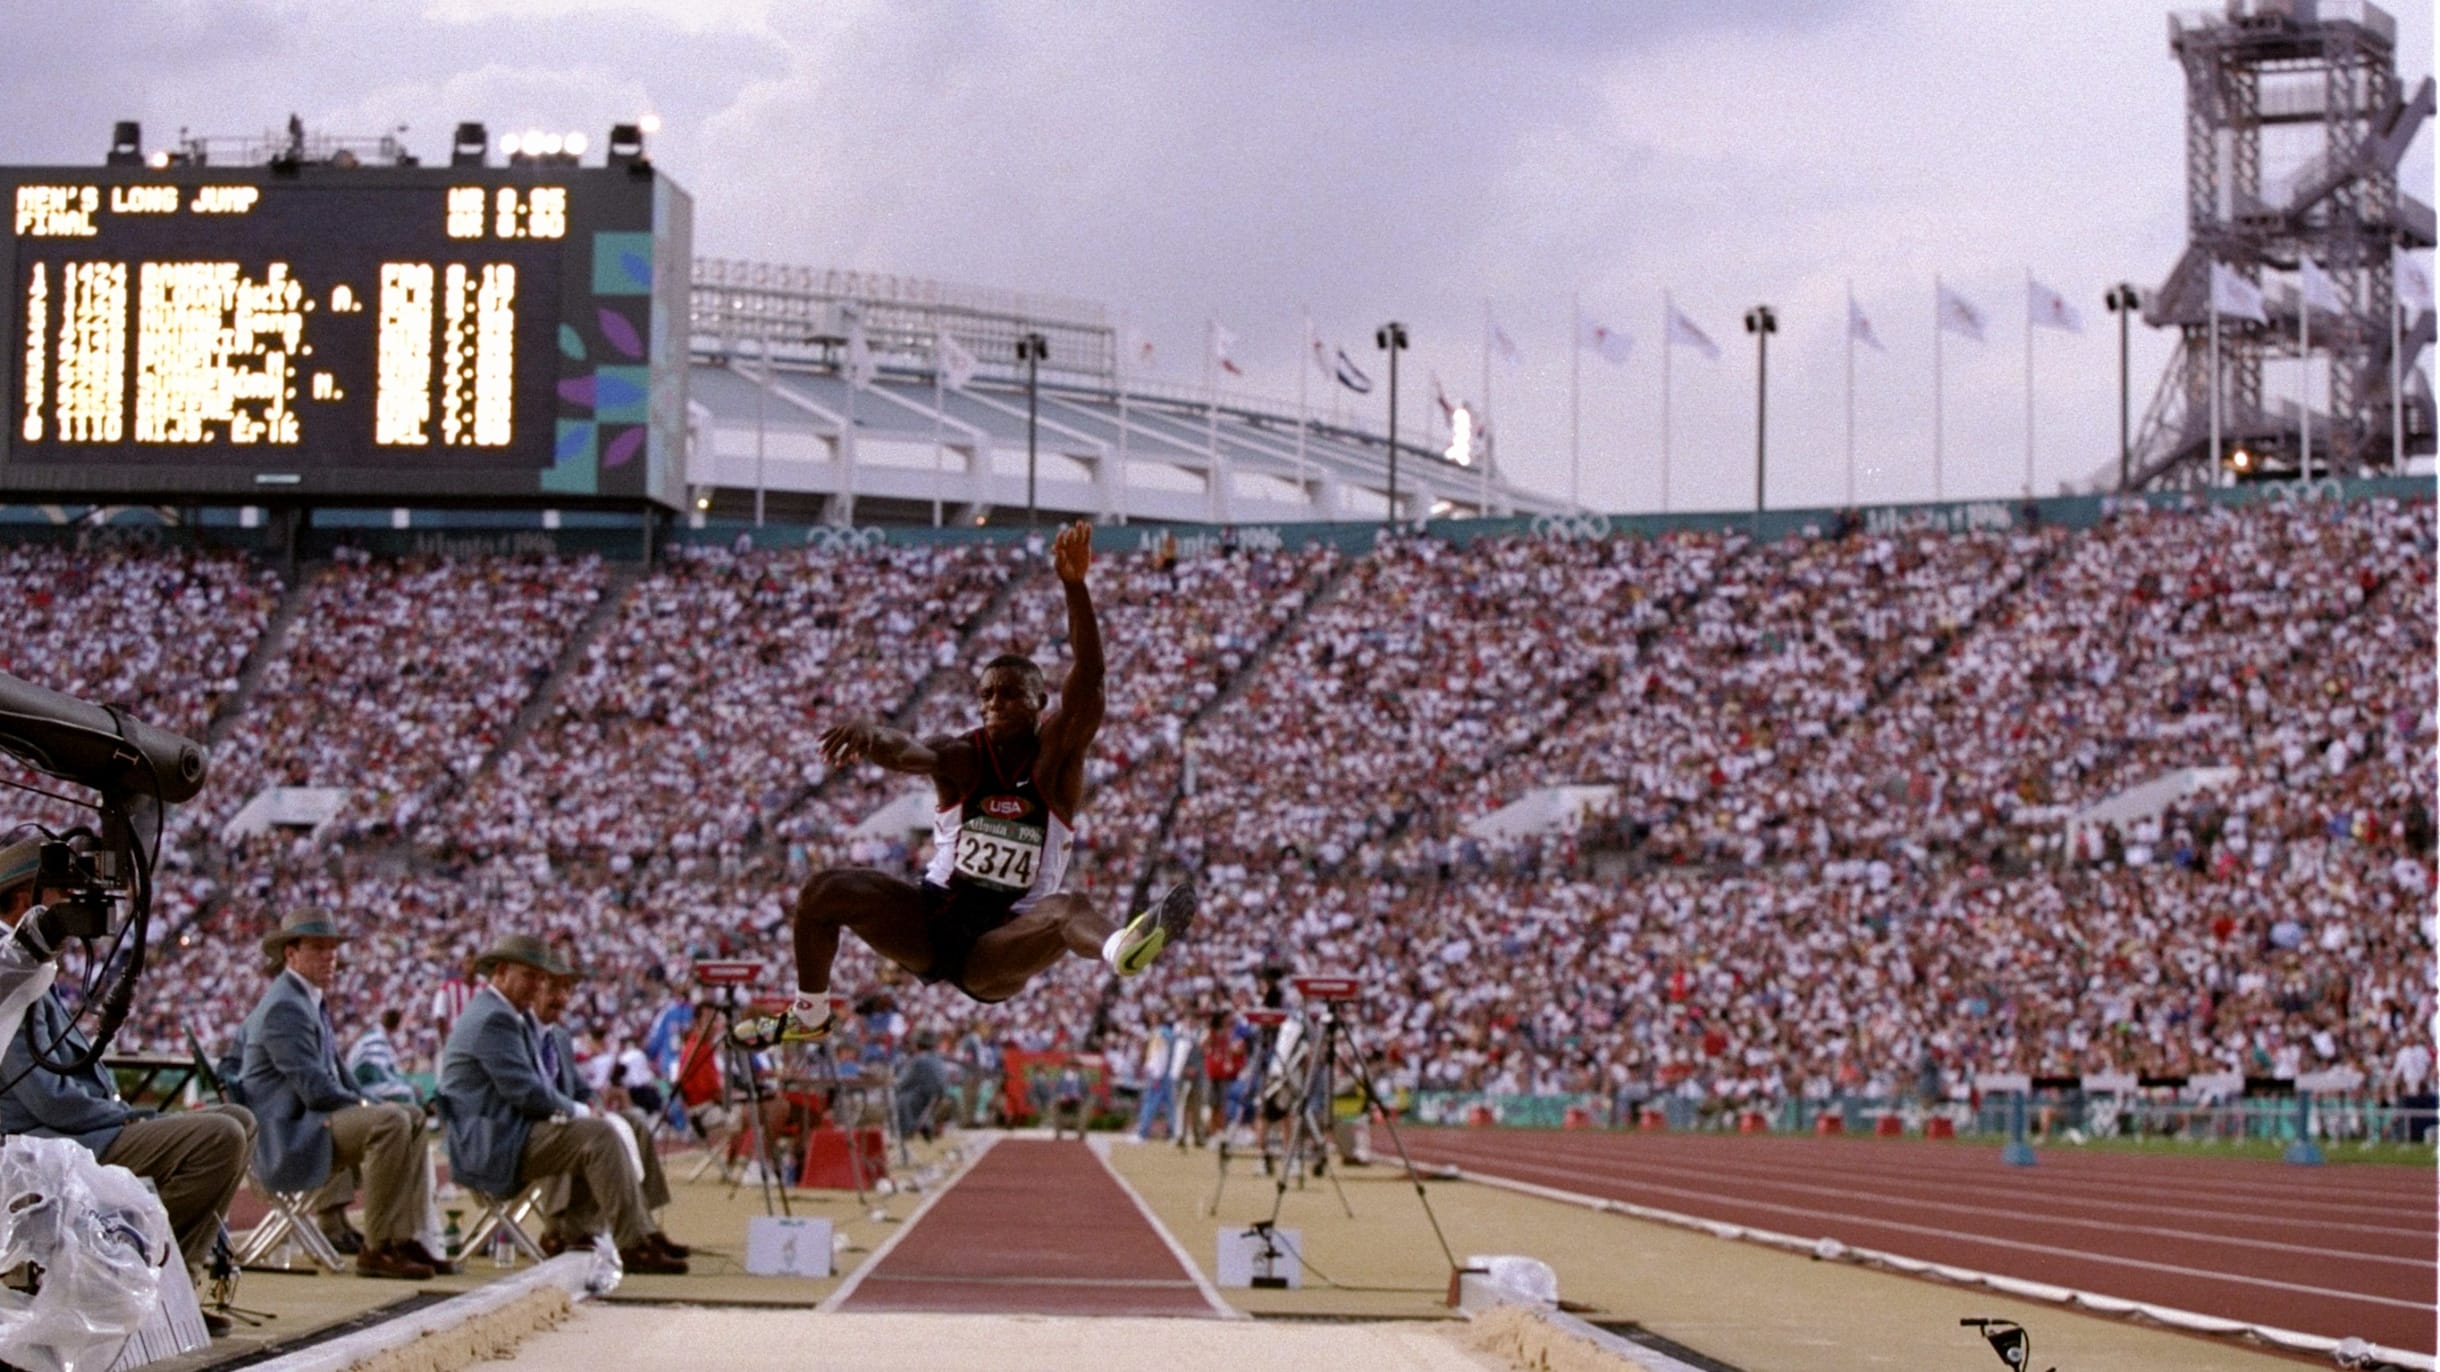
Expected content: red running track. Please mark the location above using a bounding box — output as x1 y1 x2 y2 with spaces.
836 1139 1220 1318
1398 1128 2438 1354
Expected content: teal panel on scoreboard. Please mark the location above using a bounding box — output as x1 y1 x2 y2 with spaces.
544 421 598 495
592 231 654 295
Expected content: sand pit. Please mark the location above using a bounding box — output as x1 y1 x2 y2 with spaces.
490 1304 1515 1372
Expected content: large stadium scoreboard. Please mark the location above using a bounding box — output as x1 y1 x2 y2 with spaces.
1 163 690 509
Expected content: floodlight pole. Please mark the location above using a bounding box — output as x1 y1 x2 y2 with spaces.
1375 322 1408 527
2105 284 2139 490
1018 332 1049 529
1744 306 1777 515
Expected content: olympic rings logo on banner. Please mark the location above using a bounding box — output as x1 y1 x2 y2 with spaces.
1530 512 1612 543
2267 478 2345 506
804 525 888 555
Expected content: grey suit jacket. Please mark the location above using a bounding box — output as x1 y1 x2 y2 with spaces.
238 970 363 1193
0 989 139 1155
438 986 579 1197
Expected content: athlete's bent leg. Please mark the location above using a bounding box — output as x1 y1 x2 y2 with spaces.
959 894 1111 1002
732 868 934 1048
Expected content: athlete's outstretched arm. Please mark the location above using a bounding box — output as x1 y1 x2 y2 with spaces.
1042 521 1105 753
820 720 941 775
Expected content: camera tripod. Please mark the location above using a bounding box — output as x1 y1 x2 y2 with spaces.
1202 978 1460 1294
682 966 793 1218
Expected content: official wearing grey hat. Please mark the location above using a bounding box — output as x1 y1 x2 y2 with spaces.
259 906 351 977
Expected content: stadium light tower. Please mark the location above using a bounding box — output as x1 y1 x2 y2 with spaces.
1375 321 1408 526
1744 305 1777 513
1017 332 1049 529
2104 284 2140 490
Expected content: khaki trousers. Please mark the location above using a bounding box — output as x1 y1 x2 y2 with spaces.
542 1112 668 1239
307 1102 428 1245
98 1103 256 1275
522 1116 649 1248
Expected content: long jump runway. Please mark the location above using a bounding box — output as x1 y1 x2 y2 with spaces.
829 1138 1230 1318
1400 1128 2438 1354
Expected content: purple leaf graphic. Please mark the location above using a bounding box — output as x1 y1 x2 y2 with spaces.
558 376 598 406
603 426 646 469
598 308 645 360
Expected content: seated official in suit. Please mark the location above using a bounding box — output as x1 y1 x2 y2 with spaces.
0 839 256 1332
530 953 687 1260
439 935 687 1274
238 908 449 1280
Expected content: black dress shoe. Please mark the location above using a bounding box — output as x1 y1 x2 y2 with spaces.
319 1222 366 1256
201 1310 234 1339
649 1232 691 1260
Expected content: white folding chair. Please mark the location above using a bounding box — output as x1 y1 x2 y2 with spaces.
236 1185 346 1272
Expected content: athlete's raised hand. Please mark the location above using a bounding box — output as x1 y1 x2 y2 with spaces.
1053 520 1093 585
818 720 878 768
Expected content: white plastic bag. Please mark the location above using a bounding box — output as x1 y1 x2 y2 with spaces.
0 1135 174 1372
1464 1252 1559 1306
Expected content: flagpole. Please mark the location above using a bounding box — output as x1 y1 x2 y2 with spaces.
756 334 770 528
1933 275 1945 503
2394 262 2406 471
2209 293 2221 487
843 325 859 525
1661 290 1674 513
1844 280 1856 507
1297 311 1311 510
1570 292 1583 513
1115 320 1133 524
2300 285 2312 485
930 336 944 528
1480 299 1493 517
2024 268 2036 499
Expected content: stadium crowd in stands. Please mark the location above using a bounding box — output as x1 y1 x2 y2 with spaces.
3 491 2429 1134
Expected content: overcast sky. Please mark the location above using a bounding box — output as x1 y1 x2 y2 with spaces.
5 0 2432 514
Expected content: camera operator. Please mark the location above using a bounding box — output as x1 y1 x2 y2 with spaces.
0 838 256 1316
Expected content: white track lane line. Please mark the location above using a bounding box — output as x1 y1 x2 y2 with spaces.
1516 1135 2435 1220
817 1135 998 1313
1420 1147 2433 1315
1493 1144 2434 1262
1089 1136 1246 1319
1503 1127 2440 1220
1443 1164 2439 1372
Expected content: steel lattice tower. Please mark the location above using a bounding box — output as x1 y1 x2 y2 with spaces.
2129 0 2434 488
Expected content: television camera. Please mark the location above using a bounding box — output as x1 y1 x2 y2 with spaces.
0 668 208 1068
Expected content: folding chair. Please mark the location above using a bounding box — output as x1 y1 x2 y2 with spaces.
235 1185 346 1272
456 1181 550 1265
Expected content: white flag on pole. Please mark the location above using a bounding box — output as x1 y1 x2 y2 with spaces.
1209 320 1243 377
1664 305 1720 360
1491 321 1524 367
846 323 877 389
2208 261 2267 324
1937 283 1987 342
937 332 977 391
2395 249 2434 313
1577 318 1633 365
2027 278 2083 332
1848 299 1887 353
2298 258 2345 315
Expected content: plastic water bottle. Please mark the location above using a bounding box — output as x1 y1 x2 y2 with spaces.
490 1226 515 1268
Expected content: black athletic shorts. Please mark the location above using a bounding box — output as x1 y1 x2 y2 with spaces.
917 881 1019 1004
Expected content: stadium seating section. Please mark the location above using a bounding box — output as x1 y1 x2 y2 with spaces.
0 493 2427 1112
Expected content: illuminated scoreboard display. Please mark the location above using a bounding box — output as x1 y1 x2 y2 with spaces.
0 164 690 509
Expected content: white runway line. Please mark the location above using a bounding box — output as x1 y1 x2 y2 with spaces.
816 1134 997 1312
1089 1135 1246 1319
